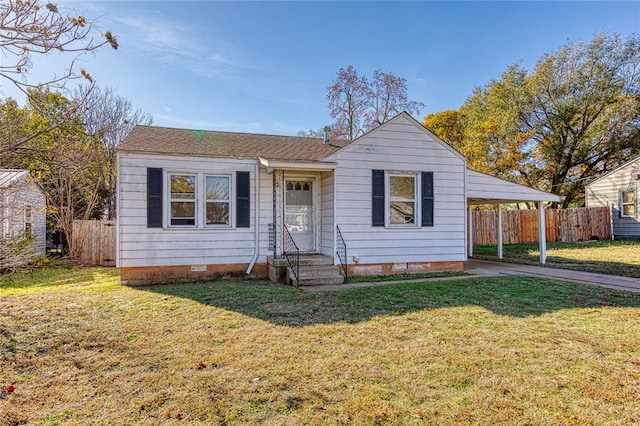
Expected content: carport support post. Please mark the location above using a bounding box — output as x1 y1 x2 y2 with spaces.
538 201 547 265
497 204 503 259
468 205 473 257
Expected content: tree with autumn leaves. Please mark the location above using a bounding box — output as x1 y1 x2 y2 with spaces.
425 33 640 208
0 0 119 157
0 1 151 264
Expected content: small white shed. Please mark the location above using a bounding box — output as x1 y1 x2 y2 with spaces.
586 156 640 238
0 169 47 254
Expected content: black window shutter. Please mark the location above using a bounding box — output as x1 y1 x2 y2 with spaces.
147 168 163 228
236 171 250 228
422 171 434 227
372 169 385 226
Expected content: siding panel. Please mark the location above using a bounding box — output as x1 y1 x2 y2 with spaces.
333 115 467 266
586 158 640 237
118 152 260 267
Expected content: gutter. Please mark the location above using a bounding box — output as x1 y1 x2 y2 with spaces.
246 161 260 274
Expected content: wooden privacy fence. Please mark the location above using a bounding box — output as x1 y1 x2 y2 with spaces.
71 220 116 266
472 206 612 246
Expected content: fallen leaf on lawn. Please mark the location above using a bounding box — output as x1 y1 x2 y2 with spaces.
6 385 14 393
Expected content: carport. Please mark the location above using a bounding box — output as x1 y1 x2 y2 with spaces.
466 169 563 265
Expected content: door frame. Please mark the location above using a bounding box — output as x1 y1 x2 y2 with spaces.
283 173 319 254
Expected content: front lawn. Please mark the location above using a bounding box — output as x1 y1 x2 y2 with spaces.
2 267 640 424
473 239 640 277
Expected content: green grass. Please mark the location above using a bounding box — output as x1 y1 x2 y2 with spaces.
473 239 640 277
347 271 467 283
2 267 640 424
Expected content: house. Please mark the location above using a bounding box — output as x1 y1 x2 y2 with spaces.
586 156 640 239
0 169 47 255
116 113 562 285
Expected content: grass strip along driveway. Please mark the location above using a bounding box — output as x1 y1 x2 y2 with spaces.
2 267 640 424
473 239 640 278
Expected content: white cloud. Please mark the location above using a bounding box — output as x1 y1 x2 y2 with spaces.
110 11 251 79
163 105 172 113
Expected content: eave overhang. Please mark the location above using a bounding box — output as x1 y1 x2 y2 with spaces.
258 157 336 173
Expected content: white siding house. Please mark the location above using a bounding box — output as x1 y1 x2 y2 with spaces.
117 113 561 285
586 156 640 238
0 169 47 255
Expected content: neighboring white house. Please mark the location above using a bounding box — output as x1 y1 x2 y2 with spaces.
116 112 561 285
586 156 640 239
0 169 47 254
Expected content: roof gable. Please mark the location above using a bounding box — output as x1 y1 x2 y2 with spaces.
586 155 640 187
324 112 467 162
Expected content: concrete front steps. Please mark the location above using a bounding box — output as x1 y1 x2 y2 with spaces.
268 254 345 286
283 255 344 286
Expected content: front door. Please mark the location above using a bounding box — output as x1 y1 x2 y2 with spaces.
285 179 315 252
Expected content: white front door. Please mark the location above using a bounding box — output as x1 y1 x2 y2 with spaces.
285 179 315 253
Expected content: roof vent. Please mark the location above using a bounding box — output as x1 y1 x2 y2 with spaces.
323 126 331 145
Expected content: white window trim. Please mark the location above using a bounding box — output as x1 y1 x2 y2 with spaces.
204 174 233 228
168 173 197 227
385 171 421 228
166 172 235 229
620 189 637 218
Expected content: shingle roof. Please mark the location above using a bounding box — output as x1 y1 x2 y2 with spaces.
117 125 350 161
0 169 29 188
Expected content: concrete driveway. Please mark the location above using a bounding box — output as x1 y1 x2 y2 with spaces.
303 259 640 293
465 259 640 293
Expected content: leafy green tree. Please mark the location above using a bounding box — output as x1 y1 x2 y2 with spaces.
1 88 103 257
520 33 640 207
0 0 118 157
426 33 640 207
423 109 464 147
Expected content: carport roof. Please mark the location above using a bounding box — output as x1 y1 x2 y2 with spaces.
466 169 562 205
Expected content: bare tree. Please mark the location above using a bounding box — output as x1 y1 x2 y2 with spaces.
326 66 425 140
78 86 152 218
327 66 371 140
36 134 104 259
0 0 118 156
366 69 425 131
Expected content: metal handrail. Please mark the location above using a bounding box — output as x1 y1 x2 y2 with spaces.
283 225 300 287
336 225 348 283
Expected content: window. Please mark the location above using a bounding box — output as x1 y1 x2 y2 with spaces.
205 175 230 225
388 174 417 225
151 170 247 229
24 205 33 238
621 190 636 217
170 174 196 225
372 170 433 227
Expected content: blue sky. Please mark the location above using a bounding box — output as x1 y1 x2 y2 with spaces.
1 1 638 135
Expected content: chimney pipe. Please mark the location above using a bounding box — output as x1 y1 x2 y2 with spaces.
323 126 331 145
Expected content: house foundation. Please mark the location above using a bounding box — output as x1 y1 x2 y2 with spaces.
120 263 268 286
